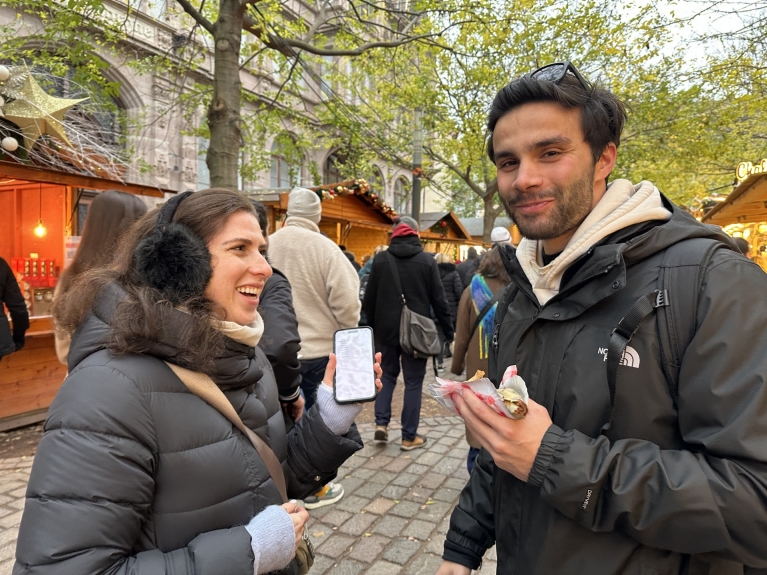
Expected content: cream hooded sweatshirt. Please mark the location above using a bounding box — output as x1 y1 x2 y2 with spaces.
517 179 672 305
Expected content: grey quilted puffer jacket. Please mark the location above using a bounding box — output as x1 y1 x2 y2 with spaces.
13 283 363 575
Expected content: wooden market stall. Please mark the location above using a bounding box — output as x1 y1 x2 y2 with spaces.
418 212 478 258
247 179 397 261
0 161 168 431
702 159 767 271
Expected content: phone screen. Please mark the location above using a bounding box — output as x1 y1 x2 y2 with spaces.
334 327 376 403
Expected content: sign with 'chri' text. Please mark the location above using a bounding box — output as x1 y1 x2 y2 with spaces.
737 159 767 182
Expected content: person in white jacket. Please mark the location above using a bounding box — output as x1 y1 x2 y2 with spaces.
268 186 361 508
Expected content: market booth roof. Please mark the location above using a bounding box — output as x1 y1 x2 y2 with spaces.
0 161 171 198
702 171 767 226
418 211 477 244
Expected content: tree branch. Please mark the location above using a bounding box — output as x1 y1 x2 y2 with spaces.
242 12 441 56
425 145 485 197
175 0 215 35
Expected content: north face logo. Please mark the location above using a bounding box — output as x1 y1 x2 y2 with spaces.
620 346 640 368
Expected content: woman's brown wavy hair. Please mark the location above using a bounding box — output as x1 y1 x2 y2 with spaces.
53 188 257 374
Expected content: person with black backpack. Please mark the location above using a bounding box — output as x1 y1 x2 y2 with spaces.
363 216 454 451
438 62 767 575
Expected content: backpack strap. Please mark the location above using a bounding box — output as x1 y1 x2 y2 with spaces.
386 252 407 305
655 238 727 410
602 289 669 435
602 237 729 437
489 283 519 383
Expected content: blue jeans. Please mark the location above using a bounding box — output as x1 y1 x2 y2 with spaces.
300 356 329 411
375 344 427 441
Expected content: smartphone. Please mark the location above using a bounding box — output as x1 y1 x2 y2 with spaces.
333 326 377 404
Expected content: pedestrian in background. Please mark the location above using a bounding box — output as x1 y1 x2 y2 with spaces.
344 250 361 272
732 236 751 259
358 245 387 278
0 257 28 361
364 216 454 450
268 187 360 508
53 190 148 364
456 247 480 289
251 200 305 422
435 252 462 370
450 245 511 472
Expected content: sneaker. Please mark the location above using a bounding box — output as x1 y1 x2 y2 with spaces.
401 435 428 451
374 426 388 443
304 482 344 510
438 363 445 371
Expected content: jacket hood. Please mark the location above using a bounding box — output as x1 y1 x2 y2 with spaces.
388 235 424 258
438 262 457 274
68 282 263 389
501 194 736 303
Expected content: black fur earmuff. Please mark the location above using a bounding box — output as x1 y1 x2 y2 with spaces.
134 191 212 304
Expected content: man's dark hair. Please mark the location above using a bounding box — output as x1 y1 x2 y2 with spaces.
467 247 478 259
732 237 750 256
486 72 628 164
250 200 268 235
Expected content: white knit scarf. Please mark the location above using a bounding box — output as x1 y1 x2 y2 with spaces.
211 312 265 347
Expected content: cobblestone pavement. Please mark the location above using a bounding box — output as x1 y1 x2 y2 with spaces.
0 373 497 575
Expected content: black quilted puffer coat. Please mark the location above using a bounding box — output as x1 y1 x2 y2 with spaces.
437 262 463 325
13 283 363 575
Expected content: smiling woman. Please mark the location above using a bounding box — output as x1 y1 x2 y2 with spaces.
205 210 272 326
17 188 367 575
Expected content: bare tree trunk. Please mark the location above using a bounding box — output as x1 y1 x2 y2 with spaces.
481 180 502 243
207 0 244 189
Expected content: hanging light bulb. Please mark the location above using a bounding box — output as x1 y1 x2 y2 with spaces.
33 183 47 238
34 219 47 238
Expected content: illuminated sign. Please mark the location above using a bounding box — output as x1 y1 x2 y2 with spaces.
737 159 767 182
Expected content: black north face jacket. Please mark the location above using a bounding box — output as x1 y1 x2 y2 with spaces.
444 199 767 574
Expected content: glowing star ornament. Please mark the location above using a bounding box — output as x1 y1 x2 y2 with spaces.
2 74 87 150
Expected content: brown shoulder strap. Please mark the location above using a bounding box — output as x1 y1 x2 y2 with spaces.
165 362 288 503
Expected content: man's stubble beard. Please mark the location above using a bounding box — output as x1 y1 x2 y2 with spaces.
501 164 596 242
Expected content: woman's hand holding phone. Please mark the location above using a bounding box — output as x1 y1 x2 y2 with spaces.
321 351 383 399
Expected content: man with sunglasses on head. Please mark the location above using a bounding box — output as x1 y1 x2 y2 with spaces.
438 63 767 575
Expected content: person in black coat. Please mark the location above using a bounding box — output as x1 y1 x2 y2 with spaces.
363 217 454 450
252 201 304 422
435 253 462 368
0 257 28 359
456 247 481 289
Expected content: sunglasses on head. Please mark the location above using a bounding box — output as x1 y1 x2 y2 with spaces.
529 61 591 92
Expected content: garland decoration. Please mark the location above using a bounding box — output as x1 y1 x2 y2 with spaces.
311 178 398 219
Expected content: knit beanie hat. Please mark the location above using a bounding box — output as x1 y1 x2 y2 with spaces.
287 187 322 224
491 226 511 244
392 216 419 233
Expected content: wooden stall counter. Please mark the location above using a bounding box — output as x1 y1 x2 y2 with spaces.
0 317 66 432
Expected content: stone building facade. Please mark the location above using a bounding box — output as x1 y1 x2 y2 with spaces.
1 0 445 215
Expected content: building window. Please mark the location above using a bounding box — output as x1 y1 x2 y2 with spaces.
324 152 345 185
394 177 410 215
369 166 384 197
270 140 299 189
